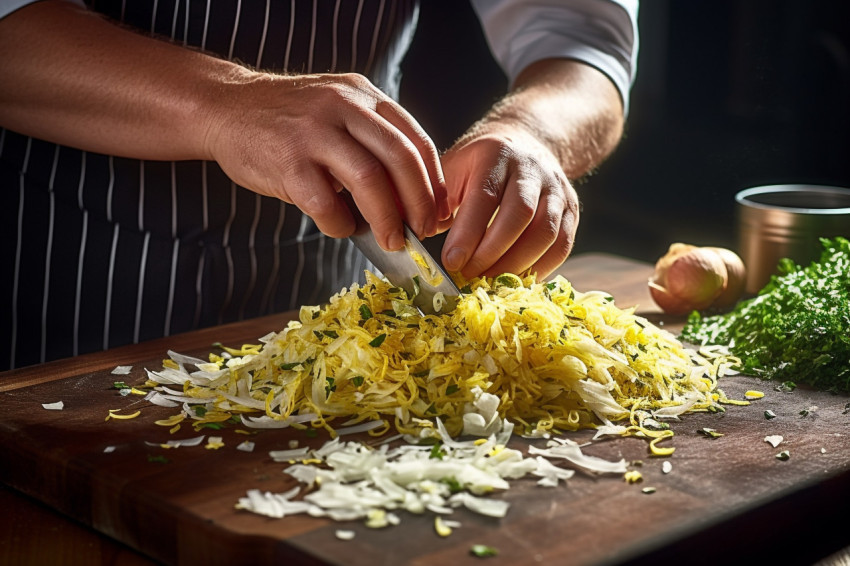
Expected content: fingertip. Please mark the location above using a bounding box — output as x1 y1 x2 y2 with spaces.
443 246 467 273
386 230 405 252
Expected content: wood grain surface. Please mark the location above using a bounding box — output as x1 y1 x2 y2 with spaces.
1 253 849 566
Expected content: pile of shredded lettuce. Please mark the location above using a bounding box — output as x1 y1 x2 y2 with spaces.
147 271 740 451
682 237 850 391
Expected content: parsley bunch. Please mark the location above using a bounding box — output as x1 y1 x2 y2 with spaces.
681 237 850 391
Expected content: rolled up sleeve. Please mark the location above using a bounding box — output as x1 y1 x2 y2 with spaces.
0 0 85 20
470 0 639 115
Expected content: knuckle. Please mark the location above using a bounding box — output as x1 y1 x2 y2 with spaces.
479 178 503 204
348 156 386 188
538 219 561 246
513 196 536 225
298 190 336 218
383 135 419 169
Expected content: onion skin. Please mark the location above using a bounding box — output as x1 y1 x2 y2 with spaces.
648 280 697 316
649 244 746 314
705 247 747 308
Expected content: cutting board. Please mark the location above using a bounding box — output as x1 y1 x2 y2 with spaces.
1 253 849 566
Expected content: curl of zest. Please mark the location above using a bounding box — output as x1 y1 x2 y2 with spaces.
156 271 737 449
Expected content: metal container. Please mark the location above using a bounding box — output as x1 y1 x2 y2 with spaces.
736 184 850 294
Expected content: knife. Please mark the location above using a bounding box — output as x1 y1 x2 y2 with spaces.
349 222 461 315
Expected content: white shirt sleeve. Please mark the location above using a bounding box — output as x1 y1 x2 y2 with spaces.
470 0 639 115
0 0 85 20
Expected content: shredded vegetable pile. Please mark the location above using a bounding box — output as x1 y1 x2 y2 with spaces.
147 271 740 450
235 417 627 525
682 237 850 391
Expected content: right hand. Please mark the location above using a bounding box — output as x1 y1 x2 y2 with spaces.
203 71 448 251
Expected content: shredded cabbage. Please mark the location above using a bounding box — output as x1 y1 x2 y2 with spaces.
147 271 739 445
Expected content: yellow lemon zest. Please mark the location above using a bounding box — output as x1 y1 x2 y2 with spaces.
105 409 141 421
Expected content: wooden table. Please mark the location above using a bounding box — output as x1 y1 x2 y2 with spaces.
2 253 849 566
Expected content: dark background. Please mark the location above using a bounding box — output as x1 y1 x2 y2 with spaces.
400 0 850 264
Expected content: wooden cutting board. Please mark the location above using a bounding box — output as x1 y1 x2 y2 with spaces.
1 253 849 566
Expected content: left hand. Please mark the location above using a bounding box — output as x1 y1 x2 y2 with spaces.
439 125 579 279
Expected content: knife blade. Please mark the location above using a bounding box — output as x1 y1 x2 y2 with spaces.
349 223 461 315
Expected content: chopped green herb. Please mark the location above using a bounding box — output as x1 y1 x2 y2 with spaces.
470 545 499 558
112 381 129 390
460 285 472 294
351 376 364 387
369 333 387 347
359 304 373 320
193 406 207 417
764 410 777 420
776 450 791 461
280 362 301 371
325 377 336 398
445 384 460 395
495 274 521 288
147 454 170 464
698 427 723 439
323 330 339 339
199 422 224 430
681 238 850 391
776 381 797 393
442 477 463 493
429 442 445 460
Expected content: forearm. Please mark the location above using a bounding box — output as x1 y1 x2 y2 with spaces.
0 0 447 246
458 58 625 181
0 0 242 160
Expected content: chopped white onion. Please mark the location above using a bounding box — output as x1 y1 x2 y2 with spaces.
269 447 310 462
528 442 628 474
240 413 317 429
144 391 180 408
145 435 206 448
335 420 387 436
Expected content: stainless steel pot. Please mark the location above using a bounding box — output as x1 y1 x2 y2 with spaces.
736 184 850 294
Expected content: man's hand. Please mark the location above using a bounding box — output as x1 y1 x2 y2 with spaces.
439 126 578 278
0 1 448 251
204 72 448 250
439 59 625 279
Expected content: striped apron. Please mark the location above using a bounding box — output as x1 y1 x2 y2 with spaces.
0 0 420 369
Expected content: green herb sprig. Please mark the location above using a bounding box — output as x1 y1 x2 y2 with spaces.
681 237 850 391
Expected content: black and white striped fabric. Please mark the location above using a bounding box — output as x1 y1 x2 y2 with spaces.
0 0 419 369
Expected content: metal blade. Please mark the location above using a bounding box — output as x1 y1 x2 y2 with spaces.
349 224 460 315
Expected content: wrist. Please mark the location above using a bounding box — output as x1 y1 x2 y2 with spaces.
194 62 262 162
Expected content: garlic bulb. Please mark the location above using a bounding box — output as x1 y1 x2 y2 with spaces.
648 244 747 315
